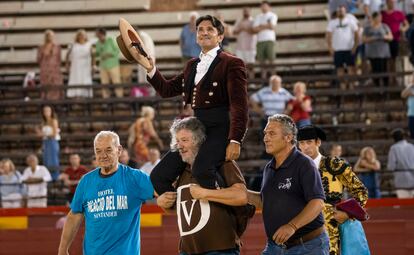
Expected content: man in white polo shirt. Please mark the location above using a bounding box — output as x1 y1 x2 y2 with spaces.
253 0 278 77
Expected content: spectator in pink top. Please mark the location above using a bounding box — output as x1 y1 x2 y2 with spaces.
233 8 257 65
285 82 312 128
381 0 409 81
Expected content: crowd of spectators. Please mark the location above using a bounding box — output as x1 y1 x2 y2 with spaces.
326 0 413 88
2 0 414 211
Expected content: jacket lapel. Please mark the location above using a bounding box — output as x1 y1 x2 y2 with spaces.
185 58 200 96
200 49 222 91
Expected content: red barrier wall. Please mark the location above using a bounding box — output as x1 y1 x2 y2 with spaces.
1 203 414 255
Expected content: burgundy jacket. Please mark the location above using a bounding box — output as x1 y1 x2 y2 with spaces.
148 50 248 143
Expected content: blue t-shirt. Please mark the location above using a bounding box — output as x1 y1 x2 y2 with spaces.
260 147 325 241
407 92 414 117
71 164 154 255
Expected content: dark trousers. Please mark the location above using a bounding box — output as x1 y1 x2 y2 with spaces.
409 116 414 139
150 107 230 194
369 58 388 86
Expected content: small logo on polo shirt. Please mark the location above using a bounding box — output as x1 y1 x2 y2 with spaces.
278 178 292 190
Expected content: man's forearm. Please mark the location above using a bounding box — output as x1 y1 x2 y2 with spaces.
203 184 247 206
247 190 262 209
23 178 44 184
289 199 324 229
58 211 83 254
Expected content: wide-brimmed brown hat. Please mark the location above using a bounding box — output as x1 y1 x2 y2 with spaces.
117 18 151 69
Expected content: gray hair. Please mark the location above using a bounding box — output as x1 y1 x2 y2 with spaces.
170 117 206 151
269 75 282 84
267 114 297 145
94 131 121 148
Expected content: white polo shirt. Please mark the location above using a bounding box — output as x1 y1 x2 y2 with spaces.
253 11 278 42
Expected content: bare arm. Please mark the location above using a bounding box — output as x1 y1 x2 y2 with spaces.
250 98 265 116
156 191 177 214
401 85 414 98
402 19 410 33
301 98 312 112
51 119 59 137
284 103 293 115
23 178 44 184
289 198 324 229
273 199 324 244
143 119 163 149
247 190 262 209
363 4 370 17
58 211 84 255
384 30 393 41
353 159 364 172
352 30 359 53
190 183 247 206
326 32 333 55
359 159 380 171
363 34 376 43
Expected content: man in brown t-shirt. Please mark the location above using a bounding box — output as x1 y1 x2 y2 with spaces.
157 117 248 255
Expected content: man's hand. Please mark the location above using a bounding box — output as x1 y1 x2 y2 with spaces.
156 191 177 209
226 142 241 161
328 47 334 57
58 250 69 255
145 57 155 73
334 209 349 224
272 224 296 245
189 184 207 200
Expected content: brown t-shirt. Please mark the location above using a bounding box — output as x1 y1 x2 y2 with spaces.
175 161 246 254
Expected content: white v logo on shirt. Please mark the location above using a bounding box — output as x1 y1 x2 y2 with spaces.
180 199 197 225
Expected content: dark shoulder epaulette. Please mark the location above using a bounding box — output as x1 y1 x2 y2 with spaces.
322 156 350 181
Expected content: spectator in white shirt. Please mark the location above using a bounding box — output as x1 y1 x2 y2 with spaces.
21 154 52 207
326 5 359 88
253 1 278 78
140 148 160 175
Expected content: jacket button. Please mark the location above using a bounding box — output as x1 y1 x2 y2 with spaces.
213 82 218 87
209 92 213 96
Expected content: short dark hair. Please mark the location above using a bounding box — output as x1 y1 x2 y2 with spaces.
391 128 404 142
96 27 106 35
195 15 224 35
372 11 380 19
261 1 271 6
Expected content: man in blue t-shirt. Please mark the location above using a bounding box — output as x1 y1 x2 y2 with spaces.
247 114 329 255
58 131 154 255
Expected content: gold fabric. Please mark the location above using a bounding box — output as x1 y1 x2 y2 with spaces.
319 156 368 255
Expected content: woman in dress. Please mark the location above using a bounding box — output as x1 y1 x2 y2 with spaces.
39 105 61 179
134 106 163 164
66 29 94 98
37 30 63 100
